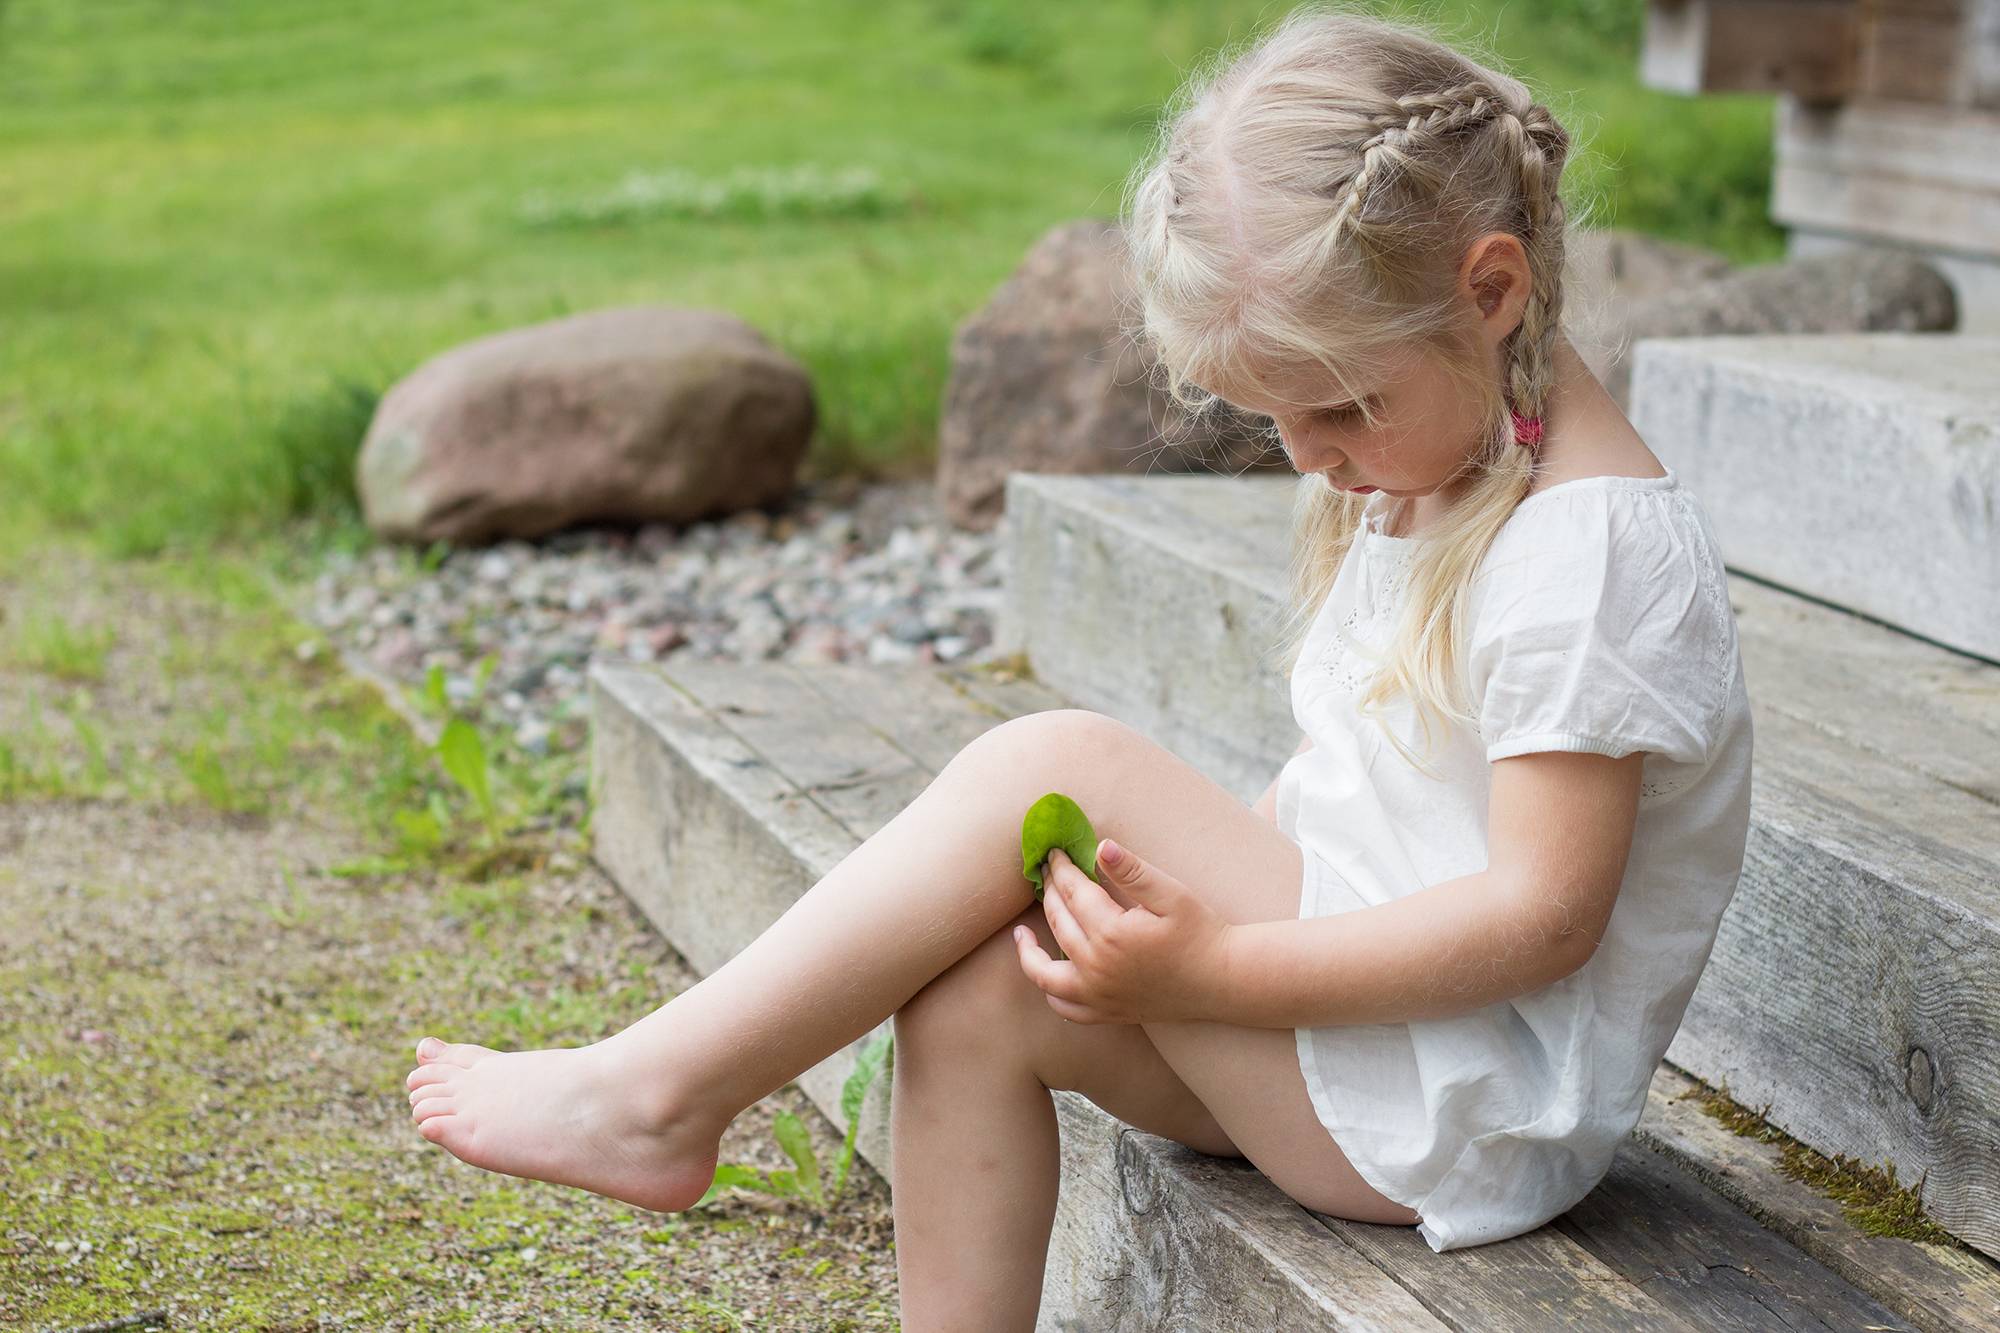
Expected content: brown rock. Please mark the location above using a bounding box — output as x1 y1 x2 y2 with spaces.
936 219 1277 533
357 307 815 544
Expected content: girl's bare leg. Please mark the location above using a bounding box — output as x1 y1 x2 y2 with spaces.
405 707 1150 1210
404 709 1414 1259
889 897 1241 1332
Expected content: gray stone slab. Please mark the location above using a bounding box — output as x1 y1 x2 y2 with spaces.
1627 332 2000 660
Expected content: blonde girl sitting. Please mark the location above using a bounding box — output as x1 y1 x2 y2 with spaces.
404 6 1754 1328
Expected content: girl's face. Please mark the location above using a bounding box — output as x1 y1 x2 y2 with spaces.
1219 341 1489 501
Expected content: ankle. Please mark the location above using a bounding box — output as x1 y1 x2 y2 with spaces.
588 1029 731 1140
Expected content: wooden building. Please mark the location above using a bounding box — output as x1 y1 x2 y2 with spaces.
1642 0 2000 330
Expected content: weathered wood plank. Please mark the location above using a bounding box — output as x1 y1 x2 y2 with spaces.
773 659 1041 774
1632 334 2000 661
939 660 1081 730
1044 1098 1450 1331
1774 96 2000 254
1641 0 1861 100
1315 1209 1702 1332
1635 1062 2000 1333
1859 0 1975 104
1554 1138 1917 1330
588 661 855 977
654 657 933 842
1669 736 2000 1259
1731 574 2000 807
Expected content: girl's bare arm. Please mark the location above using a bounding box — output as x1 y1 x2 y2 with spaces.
1214 749 1645 1029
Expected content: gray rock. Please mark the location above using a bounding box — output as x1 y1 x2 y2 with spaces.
1597 250 1958 406
357 306 816 544
937 219 1280 533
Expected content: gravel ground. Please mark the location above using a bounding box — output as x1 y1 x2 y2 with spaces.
306 475 1008 758
1 551 901 1331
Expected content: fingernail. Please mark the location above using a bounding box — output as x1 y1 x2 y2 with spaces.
1101 840 1123 867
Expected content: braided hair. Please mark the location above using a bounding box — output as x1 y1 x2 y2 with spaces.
1120 6 1588 770
1326 81 1573 426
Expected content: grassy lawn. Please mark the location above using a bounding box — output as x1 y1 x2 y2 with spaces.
0 0 1783 561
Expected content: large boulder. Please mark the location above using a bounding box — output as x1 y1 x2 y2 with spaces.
937 219 1276 533
358 307 815 544
1593 249 1958 406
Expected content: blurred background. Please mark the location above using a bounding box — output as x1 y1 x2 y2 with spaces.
0 0 1784 561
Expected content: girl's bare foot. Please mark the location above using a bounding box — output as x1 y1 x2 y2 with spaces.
404 1035 721 1213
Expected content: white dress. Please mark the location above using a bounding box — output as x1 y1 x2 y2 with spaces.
1272 468 1754 1252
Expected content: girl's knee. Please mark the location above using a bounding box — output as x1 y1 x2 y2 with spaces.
960 708 1134 783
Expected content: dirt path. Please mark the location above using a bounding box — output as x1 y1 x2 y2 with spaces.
0 549 899 1330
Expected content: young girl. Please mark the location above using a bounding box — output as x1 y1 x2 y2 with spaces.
405 5 1753 1326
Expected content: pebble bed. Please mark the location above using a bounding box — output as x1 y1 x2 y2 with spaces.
307 475 1009 757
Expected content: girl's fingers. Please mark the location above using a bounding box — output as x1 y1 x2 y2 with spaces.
1013 925 1090 1005
1043 993 1106 1024
1041 869 1090 958
1049 847 1125 934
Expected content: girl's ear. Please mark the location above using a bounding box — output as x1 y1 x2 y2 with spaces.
1460 232 1530 331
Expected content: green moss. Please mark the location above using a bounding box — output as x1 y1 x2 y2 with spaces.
1679 1078 1969 1248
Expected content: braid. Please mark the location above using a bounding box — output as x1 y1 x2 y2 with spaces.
1495 100 1571 421
1327 80 1507 242
1323 79 1572 428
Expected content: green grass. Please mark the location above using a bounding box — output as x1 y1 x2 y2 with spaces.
0 0 1783 559
2 608 117 681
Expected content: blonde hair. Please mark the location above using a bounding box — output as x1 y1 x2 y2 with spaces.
1117 3 1586 776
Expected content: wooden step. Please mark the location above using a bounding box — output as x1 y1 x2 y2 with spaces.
588 657 2000 1330
1629 332 2000 660
998 470 2000 1259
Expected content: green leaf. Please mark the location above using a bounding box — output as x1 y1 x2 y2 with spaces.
470 654 498 706
772 1110 823 1203
833 1029 892 1199
437 716 498 834
421 663 449 715
692 1162 768 1208
1020 792 1100 899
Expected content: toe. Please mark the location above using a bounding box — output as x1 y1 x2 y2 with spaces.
412 1097 456 1124
406 1064 453 1093
410 1082 453 1109
416 1037 495 1067
417 1116 455 1145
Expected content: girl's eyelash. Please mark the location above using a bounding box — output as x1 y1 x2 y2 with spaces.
1319 400 1367 423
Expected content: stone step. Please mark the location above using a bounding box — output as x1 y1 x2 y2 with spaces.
588 657 2000 1331
1628 332 2000 661
997 470 2000 1260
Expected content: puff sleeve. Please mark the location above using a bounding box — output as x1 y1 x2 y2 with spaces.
1466 492 1736 767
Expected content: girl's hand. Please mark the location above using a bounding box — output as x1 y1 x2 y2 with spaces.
1012 841 1233 1025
